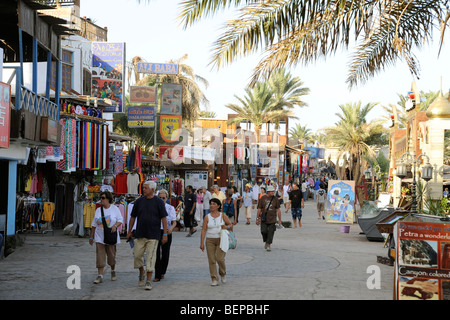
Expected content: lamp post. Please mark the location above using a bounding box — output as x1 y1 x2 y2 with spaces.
396 152 433 213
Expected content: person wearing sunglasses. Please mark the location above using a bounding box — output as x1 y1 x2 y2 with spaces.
89 191 123 284
154 189 177 282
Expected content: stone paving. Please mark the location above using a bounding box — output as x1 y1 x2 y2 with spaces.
0 199 394 301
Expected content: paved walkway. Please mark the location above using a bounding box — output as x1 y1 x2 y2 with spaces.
0 199 394 300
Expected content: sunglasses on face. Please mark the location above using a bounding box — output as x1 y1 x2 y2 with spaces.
159 197 166 200
100 196 107 200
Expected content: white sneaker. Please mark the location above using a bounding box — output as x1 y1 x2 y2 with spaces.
211 280 219 286
221 276 227 284
144 281 152 290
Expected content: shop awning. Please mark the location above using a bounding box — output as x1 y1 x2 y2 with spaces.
285 144 309 154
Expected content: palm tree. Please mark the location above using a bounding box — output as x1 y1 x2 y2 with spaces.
289 123 312 146
226 81 297 143
177 0 449 88
324 101 386 204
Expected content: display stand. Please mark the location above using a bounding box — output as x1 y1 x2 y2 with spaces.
375 210 410 265
394 213 450 300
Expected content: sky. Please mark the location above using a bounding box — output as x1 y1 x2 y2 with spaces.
80 0 450 133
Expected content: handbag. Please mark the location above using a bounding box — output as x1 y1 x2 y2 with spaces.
220 214 237 250
101 206 117 245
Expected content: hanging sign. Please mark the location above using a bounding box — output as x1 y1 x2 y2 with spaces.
128 106 155 128
137 62 178 75
129 86 157 104
161 83 182 115
160 115 182 143
0 82 11 148
91 42 125 113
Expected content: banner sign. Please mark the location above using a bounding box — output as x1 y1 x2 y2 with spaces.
91 42 125 113
160 115 181 143
129 86 156 104
326 180 355 224
128 106 155 128
159 145 184 163
395 220 450 300
0 82 10 148
137 62 178 75
161 83 182 115
184 146 216 162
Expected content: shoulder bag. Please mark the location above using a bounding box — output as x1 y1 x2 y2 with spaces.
261 196 274 223
101 206 117 245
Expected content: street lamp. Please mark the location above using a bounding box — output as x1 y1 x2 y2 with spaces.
396 152 433 213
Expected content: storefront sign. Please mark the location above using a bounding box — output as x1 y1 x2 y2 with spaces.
0 82 11 148
326 180 355 224
395 220 450 300
160 115 181 143
129 86 157 104
137 62 178 75
128 106 155 127
161 83 182 115
91 42 125 113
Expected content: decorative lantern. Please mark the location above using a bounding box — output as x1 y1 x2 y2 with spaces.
396 162 407 179
421 162 433 182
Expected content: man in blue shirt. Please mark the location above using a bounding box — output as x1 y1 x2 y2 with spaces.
314 178 321 200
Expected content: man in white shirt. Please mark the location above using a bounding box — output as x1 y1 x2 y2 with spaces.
202 186 212 218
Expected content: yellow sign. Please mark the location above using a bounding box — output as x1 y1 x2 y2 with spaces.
160 115 182 143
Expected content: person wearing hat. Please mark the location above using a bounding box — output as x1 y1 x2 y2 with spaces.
256 185 281 251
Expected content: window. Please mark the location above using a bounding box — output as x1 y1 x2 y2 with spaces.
51 50 73 92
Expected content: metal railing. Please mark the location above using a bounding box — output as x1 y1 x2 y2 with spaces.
20 86 59 121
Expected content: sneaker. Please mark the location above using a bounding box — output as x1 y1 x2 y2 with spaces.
111 271 117 281
221 276 227 284
211 280 219 286
93 275 103 284
144 281 152 290
266 245 271 252
138 274 145 287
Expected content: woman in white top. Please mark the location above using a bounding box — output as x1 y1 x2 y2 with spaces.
89 191 123 284
200 198 233 286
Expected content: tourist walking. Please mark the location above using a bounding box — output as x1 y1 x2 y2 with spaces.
127 181 168 290
256 185 281 251
289 182 304 228
242 184 254 225
223 189 237 224
282 180 292 213
200 198 233 286
202 186 212 219
301 179 308 202
154 189 177 282
184 185 197 237
231 186 242 223
317 185 326 220
89 191 123 284
212 185 226 203
195 188 204 226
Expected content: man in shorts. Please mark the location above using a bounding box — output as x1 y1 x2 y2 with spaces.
317 185 326 220
127 181 168 290
288 182 304 228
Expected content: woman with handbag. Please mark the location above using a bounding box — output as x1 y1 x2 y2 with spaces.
200 198 233 286
89 191 123 284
